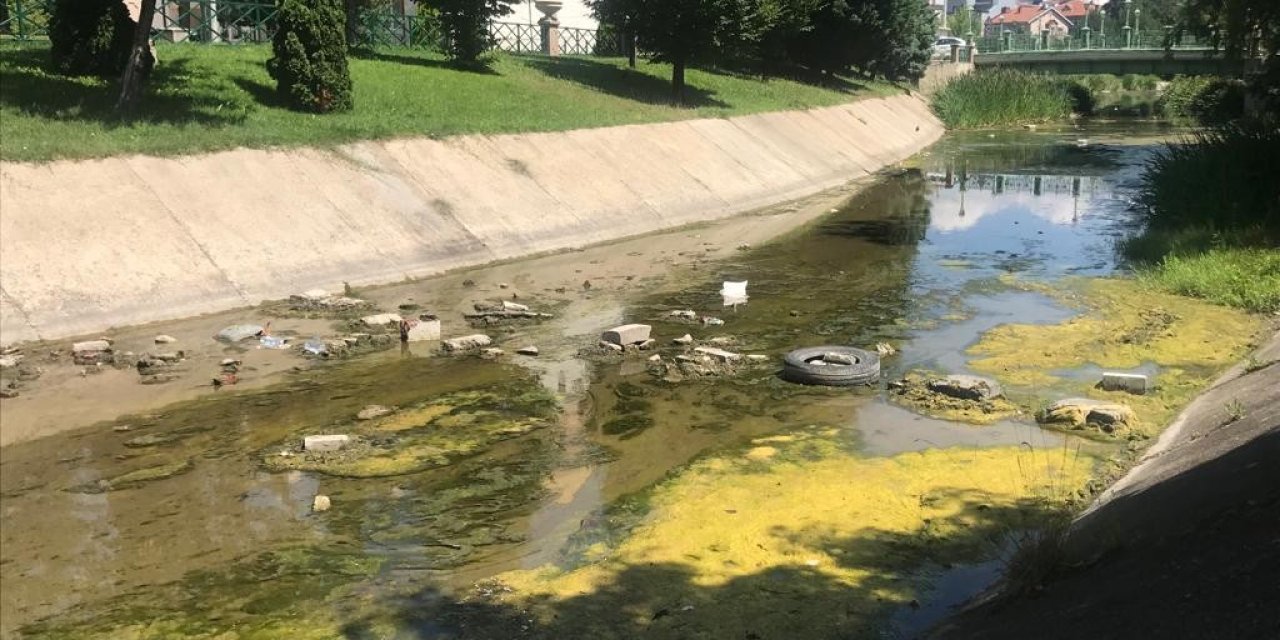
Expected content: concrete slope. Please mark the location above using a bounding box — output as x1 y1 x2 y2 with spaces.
936 331 1280 640
0 94 943 344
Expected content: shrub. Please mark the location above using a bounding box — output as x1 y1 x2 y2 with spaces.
931 70 1074 128
1158 76 1245 124
267 0 353 113
436 0 515 64
48 0 134 77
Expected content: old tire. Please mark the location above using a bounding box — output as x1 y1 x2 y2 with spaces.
781 346 880 387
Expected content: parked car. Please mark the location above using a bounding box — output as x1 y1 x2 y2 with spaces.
933 36 968 58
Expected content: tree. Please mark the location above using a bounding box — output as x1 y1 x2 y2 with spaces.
435 0 516 64
115 0 158 114
1178 0 1280 58
870 0 935 82
947 5 979 40
588 0 753 102
785 0 931 82
49 0 134 76
267 0 354 113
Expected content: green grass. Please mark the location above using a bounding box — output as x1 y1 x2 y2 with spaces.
1140 248 1280 313
0 41 895 162
930 69 1077 128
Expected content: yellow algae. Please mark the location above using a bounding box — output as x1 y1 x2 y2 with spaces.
744 446 778 461
968 278 1265 435
495 438 1092 638
362 403 454 433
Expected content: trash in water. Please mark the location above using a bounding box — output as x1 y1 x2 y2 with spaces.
721 281 748 307
215 324 264 343
303 338 328 356
259 336 290 349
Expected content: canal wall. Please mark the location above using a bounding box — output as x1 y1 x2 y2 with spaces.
0 93 943 344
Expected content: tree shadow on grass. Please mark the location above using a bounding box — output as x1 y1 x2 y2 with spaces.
518 55 727 109
337 488 1066 640
698 60 875 95
349 49 501 75
0 47 247 127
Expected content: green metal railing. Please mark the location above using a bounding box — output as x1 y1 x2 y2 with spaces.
1 0 616 57
1 0 51 39
976 30 1211 54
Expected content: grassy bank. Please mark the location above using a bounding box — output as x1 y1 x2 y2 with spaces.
0 42 893 162
1122 121 1280 313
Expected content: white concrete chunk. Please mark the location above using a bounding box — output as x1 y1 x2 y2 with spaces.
694 347 742 363
404 318 442 342
303 434 351 452
502 300 530 312
443 334 492 352
360 313 403 326
823 352 857 365
602 324 652 346
1101 372 1149 395
73 339 112 353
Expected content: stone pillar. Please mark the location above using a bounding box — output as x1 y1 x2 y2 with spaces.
535 1 562 56
950 43 960 63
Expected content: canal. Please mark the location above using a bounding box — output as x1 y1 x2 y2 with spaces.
0 122 1219 639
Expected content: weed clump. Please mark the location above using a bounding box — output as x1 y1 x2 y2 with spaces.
931 70 1079 128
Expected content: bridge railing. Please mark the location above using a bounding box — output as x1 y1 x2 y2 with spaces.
976 30 1212 54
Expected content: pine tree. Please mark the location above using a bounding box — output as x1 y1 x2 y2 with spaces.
267 0 354 113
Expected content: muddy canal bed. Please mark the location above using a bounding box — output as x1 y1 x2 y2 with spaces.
0 124 1266 639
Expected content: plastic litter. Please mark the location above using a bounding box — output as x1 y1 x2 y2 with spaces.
721 280 748 307
303 338 328 356
259 336 290 349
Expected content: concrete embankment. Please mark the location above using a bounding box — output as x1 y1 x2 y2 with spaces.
0 94 943 345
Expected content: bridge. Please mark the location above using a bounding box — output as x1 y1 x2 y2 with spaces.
968 31 1248 77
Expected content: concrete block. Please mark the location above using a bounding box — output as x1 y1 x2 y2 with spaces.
602 324 652 346
303 434 350 452
404 318 441 342
1100 372 1149 395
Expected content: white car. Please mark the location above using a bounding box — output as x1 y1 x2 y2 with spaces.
933 36 968 58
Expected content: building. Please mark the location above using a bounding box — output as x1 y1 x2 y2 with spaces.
984 2 1074 36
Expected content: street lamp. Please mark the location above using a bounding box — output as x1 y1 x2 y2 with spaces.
1134 7 1141 46
1123 0 1132 48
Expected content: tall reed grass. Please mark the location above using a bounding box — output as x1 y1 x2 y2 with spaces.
931 70 1078 128
1135 121 1280 234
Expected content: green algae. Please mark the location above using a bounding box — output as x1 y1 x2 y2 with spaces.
69 458 194 493
261 380 558 477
